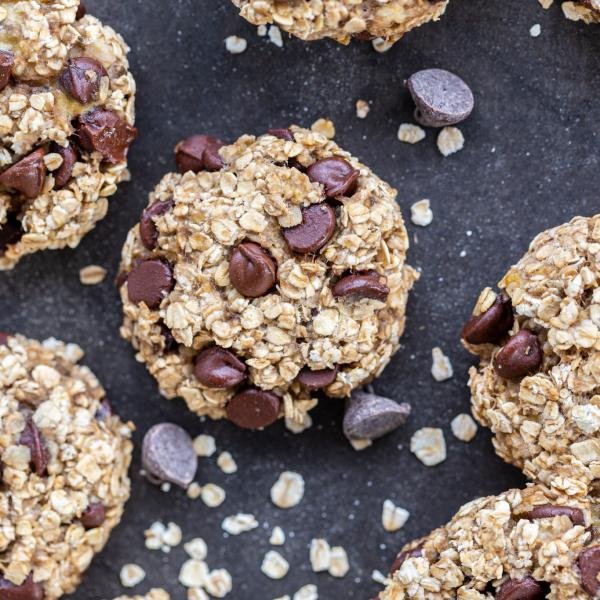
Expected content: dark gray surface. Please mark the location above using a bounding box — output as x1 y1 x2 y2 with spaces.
1 1 599 598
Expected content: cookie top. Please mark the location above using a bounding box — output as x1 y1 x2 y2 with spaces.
0 334 133 599
112 590 170 600
0 1 136 269
119 126 417 429
232 0 448 44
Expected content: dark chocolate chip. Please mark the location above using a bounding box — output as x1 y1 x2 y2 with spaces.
267 128 294 141
76 108 137 164
142 423 197 488
297 366 338 390
525 504 585 526
0 148 46 199
127 259 174 310
229 242 277 298
226 388 281 429
352 31 376 41
333 272 389 302
496 577 547 600
462 293 514 345
194 347 247 388
578 546 600 595
175 135 224 173
52 142 78 189
306 157 359 198
0 332 10 346
139 199 174 250
493 329 542 380
75 3 87 19
282 203 336 254
19 417 50 476
407 68 474 128
390 546 423 575
0 575 45 600
59 57 107 104
0 214 23 255
95 398 113 421
0 50 15 92
80 502 106 528
160 322 178 353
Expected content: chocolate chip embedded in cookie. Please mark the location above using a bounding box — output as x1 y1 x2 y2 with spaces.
119 126 418 429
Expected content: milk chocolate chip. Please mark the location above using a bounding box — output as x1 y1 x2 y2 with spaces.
139 199 174 250
194 347 246 388
493 330 542 380
59 57 107 104
333 272 389 302
229 242 277 298
127 259 175 309
282 203 336 254
175 135 224 173
226 388 281 429
307 157 359 198
0 148 46 199
19 417 50 476
462 293 513 344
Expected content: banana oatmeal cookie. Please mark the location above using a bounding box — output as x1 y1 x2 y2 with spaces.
563 1 600 23
112 591 170 600
119 126 417 429
0 0 136 269
380 484 599 599
463 216 600 498
0 333 133 599
231 0 448 45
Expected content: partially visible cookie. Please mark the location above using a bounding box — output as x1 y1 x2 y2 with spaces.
112 590 170 600
562 1 600 22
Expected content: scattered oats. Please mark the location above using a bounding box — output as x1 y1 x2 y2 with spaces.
311 118 335 139
451 413 478 442
293 584 318 600
382 499 410 532
79 264 107 285
224 35 247 54
410 199 433 227
329 546 350 578
261 550 290 579
437 126 465 156
184 538 208 560
285 413 312 433
538 0 553 7
217 451 238 474
372 569 387 585
222 513 259 535
179 559 209 588
268 25 284 47
349 438 372 451
372 37 393 52
193 434 216 457
163 522 183 547
270 526 286 545
257 24 267 36
309 538 332 572
530 23 542 37
187 481 202 499
271 471 305 508
144 521 181 551
411 428 447 466
431 347 453 381
201 483 226 507
397 123 426 144
204 569 233 598
188 588 210 600
355 99 370 119
120 563 146 588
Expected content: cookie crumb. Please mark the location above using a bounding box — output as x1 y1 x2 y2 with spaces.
268 25 284 47
270 526 286 545
431 347 453 381
261 550 290 579
200 483 226 508
437 126 464 156
372 37 393 52
271 471 305 508
217 451 237 474
329 546 350 578
184 538 208 560
410 199 433 227
382 499 410 532
193 434 216 457
179 559 209 588
310 538 332 572
451 413 478 442
530 23 542 36
204 569 232 597
397 123 426 144
224 35 247 54
311 118 336 139
187 482 202 499
222 513 258 535
285 413 313 433
120 563 146 588
355 99 370 119
411 428 447 466
79 264 107 285
349 438 372 451
538 0 553 7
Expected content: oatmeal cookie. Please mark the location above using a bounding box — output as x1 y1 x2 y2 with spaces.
463 216 600 498
0 333 133 599
112 591 170 600
380 484 599 599
0 0 136 270
231 0 448 45
119 126 417 429
563 1 600 22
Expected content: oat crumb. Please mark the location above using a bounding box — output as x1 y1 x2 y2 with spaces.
451 413 478 442
200 483 226 508
349 438 372 451
261 550 290 579
222 513 259 535
530 23 542 36
193 434 216 457
217 451 237 474
410 199 433 227
268 25 284 47
372 37 393 52
382 499 410 532
270 526 286 545
311 118 336 139
224 35 247 54
355 99 370 119
329 546 350 578
79 264 107 285
310 538 332 572
437 126 465 156
397 123 426 144
271 471 305 508
411 427 447 466
431 347 453 381
120 563 146 588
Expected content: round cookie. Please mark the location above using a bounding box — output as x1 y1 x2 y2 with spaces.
380 484 598 599
463 216 600 498
0 0 136 270
563 1 600 22
119 126 418 429
0 333 133 599
231 0 448 45
113 591 170 600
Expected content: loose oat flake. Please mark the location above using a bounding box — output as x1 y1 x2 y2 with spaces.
201 483 226 507
356 99 370 119
271 471 305 508
410 427 447 466
410 199 433 227
431 346 453 381
310 538 332 572
397 123 426 144
437 126 465 156
193 434 216 457
382 499 410 532
451 413 478 442
311 118 336 139
261 551 290 579
270 526 286 545
79 264 107 285
224 35 247 54
221 513 259 535
120 564 146 588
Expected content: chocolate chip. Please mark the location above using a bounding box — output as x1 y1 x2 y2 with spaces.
268 128 294 141
343 389 411 440
462 292 514 344
229 242 277 298
75 3 87 19
0 214 23 255
0 332 10 345
353 31 376 41
407 68 474 128
80 502 106 528
142 423 197 488
496 577 547 600
0 50 14 92
297 366 338 390
160 322 178 353
76 108 137 164
493 329 542 380
175 135 225 173
390 546 423 575
95 398 113 421
139 199 174 250
307 157 359 198
19 417 50 476
333 272 389 302
0 148 46 199
59 57 107 104
0 575 45 600
52 142 78 189
578 546 600 595
194 347 247 388
127 259 174 310
282 203 336 254
226 388 281 429
525 504 585 526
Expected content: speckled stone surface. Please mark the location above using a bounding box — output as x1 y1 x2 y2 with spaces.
0 1 599 598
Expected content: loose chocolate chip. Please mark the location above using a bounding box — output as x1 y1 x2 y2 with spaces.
142 423 197 488
127 259 174 310
390 546 423 575
76 108 137 164
80 502 106 528
175 135 225 173
194 347 247 388
493 329 542 380
75 3 87 19
226 388 281 429
0 214 23 254
0 575 45 600
307 157 359 198
462 293 514 345
52 142 78 189
19 417 50 476
297 366 338 390
333 272 389 302
282 203 336 254
343 389 411 440
0 148 46 199
496 577 547 600
0 50 14 92
525 504 585 526
578 546 600 595
139 199 174 250
267 128 294 141
229 242 277 298
95 398 113 421
407 68 474 128
59 57 107 104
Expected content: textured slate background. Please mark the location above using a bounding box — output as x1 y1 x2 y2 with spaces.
1 1 599 598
